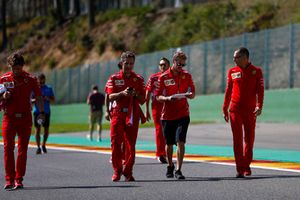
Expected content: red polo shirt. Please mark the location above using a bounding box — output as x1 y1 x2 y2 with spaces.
0 70 41 114
223 63 264 113
146 71 162 107
155 68 195 120
105 70 145 110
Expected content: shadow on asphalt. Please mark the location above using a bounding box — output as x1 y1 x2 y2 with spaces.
20 185 139 190
136 174 300 182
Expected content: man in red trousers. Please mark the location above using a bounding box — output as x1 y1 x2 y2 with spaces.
223 47 264 178
105 51 145 182
0 51 44 190
145 57 170 164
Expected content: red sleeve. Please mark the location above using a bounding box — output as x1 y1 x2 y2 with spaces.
223 69 233 113
137 76 146 97
256 68 264 109
105 76 114 95
145 75 154 92
188 74 195 94
155 75 164 97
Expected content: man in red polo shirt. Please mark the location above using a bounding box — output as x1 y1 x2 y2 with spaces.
145 57 170 164
0 52 44 190
156 51 195 180
223 47 264 178
105 51 145 182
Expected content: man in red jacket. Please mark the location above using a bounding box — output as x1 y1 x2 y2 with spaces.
105 51 145 182
0 52 44 190
156 51 195 180
145 57 170 164
223 47 264 178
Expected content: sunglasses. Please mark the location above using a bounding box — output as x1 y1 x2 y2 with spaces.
159 63 166 67
177 63 186 67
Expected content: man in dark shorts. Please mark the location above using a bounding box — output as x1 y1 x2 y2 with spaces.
156 51 195 180
87 85 105 141
32 73 55 154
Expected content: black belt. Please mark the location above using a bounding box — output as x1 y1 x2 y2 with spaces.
120 108 128 113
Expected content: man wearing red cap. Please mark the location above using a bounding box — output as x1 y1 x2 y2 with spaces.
223 47 264 178
0 51 44 190
156 51 195 180
145 57 170 164
105 51 145 182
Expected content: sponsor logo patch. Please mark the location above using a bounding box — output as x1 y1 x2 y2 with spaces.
231 72 241 79
4 82 14 88
164 79 175 86
115 80 125 86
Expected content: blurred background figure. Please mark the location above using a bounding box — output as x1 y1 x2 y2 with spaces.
86 85 105 142
32 73 55 154
145 57 170 164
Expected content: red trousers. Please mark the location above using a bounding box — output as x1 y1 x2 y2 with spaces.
152 104 166 157
2 113 32 182
230 111 256 174
110 110 139 177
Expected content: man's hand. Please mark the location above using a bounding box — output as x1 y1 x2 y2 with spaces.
253 106 262 117
223 110 229 123
37 112 45 124
105 111 111 121
3 91 11 100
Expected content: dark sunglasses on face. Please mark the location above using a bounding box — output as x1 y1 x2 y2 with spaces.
177 63 186 67
159 63 166 67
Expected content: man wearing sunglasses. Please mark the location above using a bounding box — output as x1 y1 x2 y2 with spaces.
145 57 170 164
223 47 264 178
156 51 195 179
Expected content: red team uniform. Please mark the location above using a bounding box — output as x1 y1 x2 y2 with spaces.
156 68 195 121
105 70 145 180
1 71 41 186
146 71 166 158
223 63 264 175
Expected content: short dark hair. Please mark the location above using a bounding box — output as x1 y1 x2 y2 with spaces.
173 51 187 62
160 57 170 66
38 73 46 80
7 51 25 67
92 85 98 90
120 51 135 63
236 47 249 58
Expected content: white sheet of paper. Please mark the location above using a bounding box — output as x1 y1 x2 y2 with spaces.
171 92 192 99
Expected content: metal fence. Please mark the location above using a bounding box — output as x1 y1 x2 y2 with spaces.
47 23 300 104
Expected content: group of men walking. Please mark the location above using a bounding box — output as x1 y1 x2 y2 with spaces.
0 46 264 189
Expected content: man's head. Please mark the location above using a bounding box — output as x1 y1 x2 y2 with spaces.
159 57 170 72
119 51 135 76
7 52 25 76
233 47 250 68
92 85 98 91
172 51 187 73
38 73 46 86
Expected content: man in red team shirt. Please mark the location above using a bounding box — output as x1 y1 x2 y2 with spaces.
0 52 44 190
145 57 170 164
156 51 195 180
105 51 145 182
223 47 264 178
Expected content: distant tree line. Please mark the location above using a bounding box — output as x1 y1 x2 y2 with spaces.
1 0 210 51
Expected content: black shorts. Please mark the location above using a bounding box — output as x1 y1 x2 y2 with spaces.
34 113 51 128
161 116 190 145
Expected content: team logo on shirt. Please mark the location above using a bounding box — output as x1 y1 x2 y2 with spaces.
181 75 186 79
164 79 175 86
115 79 125 86
252 70 256 75
231 72 241 79
133 78 137 82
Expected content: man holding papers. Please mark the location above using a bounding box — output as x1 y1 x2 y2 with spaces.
156 51 195 180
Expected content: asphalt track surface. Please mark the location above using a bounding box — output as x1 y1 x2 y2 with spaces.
1 123 300 200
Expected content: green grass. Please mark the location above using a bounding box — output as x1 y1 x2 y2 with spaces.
0 88 299 136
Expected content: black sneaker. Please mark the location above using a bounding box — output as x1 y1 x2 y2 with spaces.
158 156 168 164
175 170 185 180
36 147 41 154
166 165 175 178
42 146 47 153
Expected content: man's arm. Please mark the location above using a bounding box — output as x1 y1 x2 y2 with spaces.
223 70 233 122
145 90 151 121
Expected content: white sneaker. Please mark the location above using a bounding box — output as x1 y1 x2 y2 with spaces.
97 136 101 142
86 134 93 141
